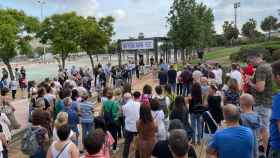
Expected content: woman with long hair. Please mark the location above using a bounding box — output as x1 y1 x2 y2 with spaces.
189 82 205 144
136 105 158 158
223 78 240 106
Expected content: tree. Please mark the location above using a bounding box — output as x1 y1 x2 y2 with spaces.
37 12 83 69
261 16 279 40
0 9 39 80
79 16 115 75
223 21 239 46
167 0 214 63
242 18 258 39
194 3 215 49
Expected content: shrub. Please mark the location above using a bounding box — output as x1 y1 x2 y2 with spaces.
230 46 271 62
272 49 280 60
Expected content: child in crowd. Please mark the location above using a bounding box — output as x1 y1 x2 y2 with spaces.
94 116 114 158
240 93 260 158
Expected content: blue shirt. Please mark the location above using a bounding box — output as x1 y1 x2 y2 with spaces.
208 126 254 158
270 92 280 151
80 101 94 123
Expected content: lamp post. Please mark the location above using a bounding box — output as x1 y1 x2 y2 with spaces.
234 2 240 28
37 0 46 63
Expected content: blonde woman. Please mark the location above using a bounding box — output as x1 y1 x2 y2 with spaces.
53 112 76 142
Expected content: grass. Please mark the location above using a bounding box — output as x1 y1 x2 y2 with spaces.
190 46 240 65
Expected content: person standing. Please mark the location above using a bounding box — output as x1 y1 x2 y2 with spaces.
9 78 17 100
180 66 193 96
247 52 273 153
79 91 95 143
136 105 158 158
14 68 20 82
122 92 141 158
46 125 79 158
240 93 260 158
158 68 168 86
268 60 280 158
168 129 190 158
207 104 255 158
229 63 242 89
176 69 183 96
102 89 119 153
168 65 177 93
188 83 204 144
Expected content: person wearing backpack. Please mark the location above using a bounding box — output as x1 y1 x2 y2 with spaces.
22 116 49 157
102 89 119 153
152 86 170 119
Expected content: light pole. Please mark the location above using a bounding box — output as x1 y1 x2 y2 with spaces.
37 0 46 63
234 2 240 28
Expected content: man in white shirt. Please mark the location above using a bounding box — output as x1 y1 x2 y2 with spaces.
229 63 242 87
122 92 141 158
212 64 223 86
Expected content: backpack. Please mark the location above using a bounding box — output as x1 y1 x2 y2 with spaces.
156 97 168 118
21 127 40 155
104 102 115 125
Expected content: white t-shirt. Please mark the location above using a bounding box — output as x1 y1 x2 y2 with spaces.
122 99 140 132
230 70 242 86
212 69 223 85
151 110 167 140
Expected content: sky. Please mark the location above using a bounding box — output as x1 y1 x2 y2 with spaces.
0 0 279 39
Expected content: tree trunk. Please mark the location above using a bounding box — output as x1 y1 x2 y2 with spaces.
181 49 185 64
174 48 178 63
3 60 14 80
61 54 68 70
89 54 95 76
96 55 99 62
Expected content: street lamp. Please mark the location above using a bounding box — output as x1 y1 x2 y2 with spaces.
37 0 46 63
234 2 240 28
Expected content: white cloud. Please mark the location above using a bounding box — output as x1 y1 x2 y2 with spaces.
112 9 127 21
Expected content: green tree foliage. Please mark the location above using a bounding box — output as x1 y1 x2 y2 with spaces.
223 21 239 46
261 16 279 40
79 16 115 75
37 12 83 69
0 9 39 79
242 18 259 39
167 0 214 63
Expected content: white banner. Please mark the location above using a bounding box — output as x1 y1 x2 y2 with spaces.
121 40 154 50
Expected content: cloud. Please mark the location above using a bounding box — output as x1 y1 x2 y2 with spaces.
112 9 127 21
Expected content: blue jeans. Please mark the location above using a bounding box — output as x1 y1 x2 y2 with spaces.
82 122 93 142
170 83 176 93
182 84 189 96
191 113 203 143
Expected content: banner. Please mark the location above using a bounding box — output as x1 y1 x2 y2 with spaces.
121 40 154 50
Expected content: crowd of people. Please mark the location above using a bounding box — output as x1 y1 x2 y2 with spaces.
0 51 278 158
